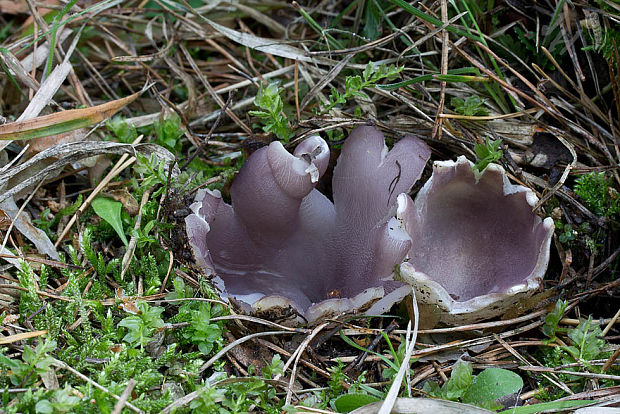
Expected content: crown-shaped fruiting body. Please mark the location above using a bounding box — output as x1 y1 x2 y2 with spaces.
186 126 554 325
186 126 429 323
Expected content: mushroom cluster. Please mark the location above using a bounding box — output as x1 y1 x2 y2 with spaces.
186 125 554 325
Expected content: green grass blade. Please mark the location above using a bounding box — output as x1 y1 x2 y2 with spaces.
378 67 483 89
389 0 482 41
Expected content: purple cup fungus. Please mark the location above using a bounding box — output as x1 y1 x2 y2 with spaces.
186 125 554 325
185 126 430 324
397 157 555 325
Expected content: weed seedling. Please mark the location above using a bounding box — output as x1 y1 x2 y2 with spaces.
249 82 293 142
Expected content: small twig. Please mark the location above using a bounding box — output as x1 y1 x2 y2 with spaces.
111 379 137 414
198 331 294 374
53 358 143 413
431 0 449 140
120 189 151 280
494 334 573 395
0 254 82 270
519 366 620 382
282 322 330 406
602 307 620 337
601 346 620 374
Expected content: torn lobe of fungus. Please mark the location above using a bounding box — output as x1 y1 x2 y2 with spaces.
398 156 554 324
186 127 430 322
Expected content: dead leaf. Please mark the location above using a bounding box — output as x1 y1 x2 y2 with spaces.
0 197 59 260
17 62 73 122
104 189 139 216
0 0 28 14
0 209 11 230
0 92 141 141
26 128 89 155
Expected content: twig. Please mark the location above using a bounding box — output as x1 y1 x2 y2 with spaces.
494 334 573 395
53 358 143 413
120 189 150 280
198 331 294 373
282 322 330 406
602 307 620 337
111 379 137 414
519 366 620 381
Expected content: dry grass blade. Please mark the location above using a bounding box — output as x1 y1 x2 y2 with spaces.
179 0 327 64
0 330 48 345
16 62 72 122
379 289 418 414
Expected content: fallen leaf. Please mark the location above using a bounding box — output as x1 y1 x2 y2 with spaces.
104 189 139 216
0 91 141 141
0 209 11 230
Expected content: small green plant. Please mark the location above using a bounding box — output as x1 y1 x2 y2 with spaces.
81 227 119 280
451 95 489 116
540 316 613 392
556 222 577 244
133 153 170 197
327 359 351 397
324 62 402 113
262 354 285 379
473 137 503 177
424 360 523 411
118 301 165 348
106 116 138 143
562 318 605 364
91 197 129 246
154 114 185 152
542 299 568 341
181 302 224 355
189 383 228 413
496 25 565 71
34 385 81 413
574 172 619 220
249 82 293 142
325 359 378 412
424 359 473 401
0 339 56 387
